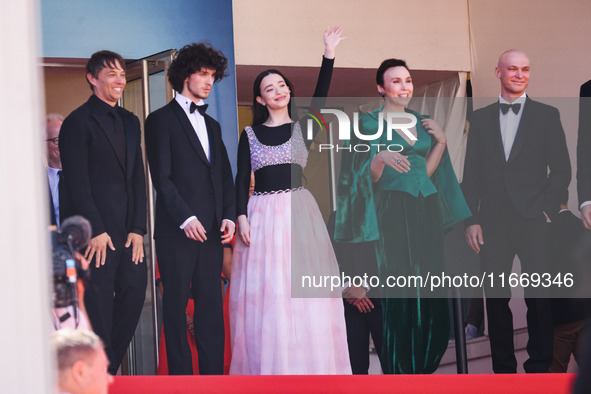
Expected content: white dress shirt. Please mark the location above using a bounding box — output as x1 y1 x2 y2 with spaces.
499 93 527 161
175 93 210 161
176 94 209 229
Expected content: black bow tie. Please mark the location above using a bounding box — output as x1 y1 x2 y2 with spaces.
500 102 521 115
190 102 208 116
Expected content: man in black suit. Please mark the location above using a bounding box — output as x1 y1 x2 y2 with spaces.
327 212 382 374
573 79 591 393
45 113 64 226
577 80 591 229
145 43 235 375
59 51 147 375
462 49 571 373
339 244 383 375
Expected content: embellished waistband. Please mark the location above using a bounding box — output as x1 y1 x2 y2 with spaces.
251 186 304 196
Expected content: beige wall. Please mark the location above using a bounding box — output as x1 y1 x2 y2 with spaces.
44 69 90 117
233 0 590 95
233 0 471 71
468 0 591 98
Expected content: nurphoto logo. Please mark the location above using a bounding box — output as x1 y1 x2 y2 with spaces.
304 109 418 152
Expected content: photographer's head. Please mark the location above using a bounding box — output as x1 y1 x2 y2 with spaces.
52 329 113 394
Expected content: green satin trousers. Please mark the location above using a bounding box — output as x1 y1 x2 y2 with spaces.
374 190 450 374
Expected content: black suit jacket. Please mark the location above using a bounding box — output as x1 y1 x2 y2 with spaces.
59 95 147 240
463 98 571 226
577 80 591 206
550 210 587 324
144 99 235 238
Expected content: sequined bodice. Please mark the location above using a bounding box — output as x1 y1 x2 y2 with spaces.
245 122 308 172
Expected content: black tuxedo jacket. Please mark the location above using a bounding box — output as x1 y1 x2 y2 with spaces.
59 95 147 240
577 80 591 205
144 99 235 238
463 98 571 226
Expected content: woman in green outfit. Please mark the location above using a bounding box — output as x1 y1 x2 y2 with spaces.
335 59 471 374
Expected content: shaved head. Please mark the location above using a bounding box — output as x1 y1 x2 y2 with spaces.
497 49 529 68
495 50 530 100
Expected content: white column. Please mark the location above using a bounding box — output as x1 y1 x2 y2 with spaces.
0 0 53 392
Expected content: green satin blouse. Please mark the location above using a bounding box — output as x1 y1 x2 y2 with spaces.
335 107 471 243
371 109 438 197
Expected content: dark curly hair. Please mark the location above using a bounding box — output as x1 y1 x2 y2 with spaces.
376 58 409 87
168 43 228 92
251 69 295 127
86 50 125 92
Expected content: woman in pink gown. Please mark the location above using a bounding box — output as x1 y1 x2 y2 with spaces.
229 27 351 375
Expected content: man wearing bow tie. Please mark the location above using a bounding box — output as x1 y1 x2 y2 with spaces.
462 50 571 373
145 43 235 375
59 51 147 375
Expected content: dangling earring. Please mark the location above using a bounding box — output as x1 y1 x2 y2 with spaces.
380 92 384 97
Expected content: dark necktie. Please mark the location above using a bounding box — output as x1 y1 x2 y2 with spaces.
57 170 63 200
109 110 127 167
500 103 521 115
190 102 208 116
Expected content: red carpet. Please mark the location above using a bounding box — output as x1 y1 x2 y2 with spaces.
111 373 576 393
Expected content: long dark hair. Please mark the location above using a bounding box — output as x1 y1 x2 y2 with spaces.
251 69 295 127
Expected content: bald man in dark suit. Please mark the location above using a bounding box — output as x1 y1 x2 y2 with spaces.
462 50 571 373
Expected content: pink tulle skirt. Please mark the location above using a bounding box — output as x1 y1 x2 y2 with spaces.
229 188 351 375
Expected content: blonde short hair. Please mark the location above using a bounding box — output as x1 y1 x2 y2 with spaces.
51 328 104 371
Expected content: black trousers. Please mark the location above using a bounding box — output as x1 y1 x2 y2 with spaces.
84 236 147 374
344 298 383 374
480 204 553 373
157 230 224 375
